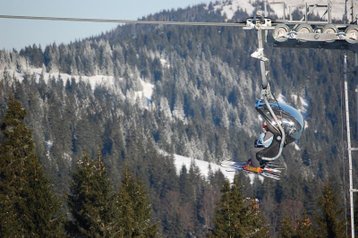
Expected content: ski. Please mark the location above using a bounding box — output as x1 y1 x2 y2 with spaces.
220 160 282 181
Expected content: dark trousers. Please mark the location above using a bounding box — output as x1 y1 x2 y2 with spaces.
250 139 280 167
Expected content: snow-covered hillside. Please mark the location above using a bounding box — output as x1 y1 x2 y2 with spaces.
173 154 264 184
1 67 154 109
211 0 352 21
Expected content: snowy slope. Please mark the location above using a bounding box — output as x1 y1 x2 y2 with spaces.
211 0 349 21
1 67 154 109
173 154 264 184
213 0 256 19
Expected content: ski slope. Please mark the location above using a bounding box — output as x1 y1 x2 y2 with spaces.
173 154 264 184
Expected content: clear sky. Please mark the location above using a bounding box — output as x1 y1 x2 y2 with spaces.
0 0 213 51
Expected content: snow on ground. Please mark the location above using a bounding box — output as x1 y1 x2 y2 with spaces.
212 0 348 21
1 67 155 108
214 0 255 20
4 67 118 90
160 58 171 69
173 154 264 185
134 80 154 101
45 140 53 159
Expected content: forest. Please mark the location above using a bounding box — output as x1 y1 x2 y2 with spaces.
0 97 350 237
0 1 357 237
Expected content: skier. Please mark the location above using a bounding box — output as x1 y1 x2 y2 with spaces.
243 121 281 173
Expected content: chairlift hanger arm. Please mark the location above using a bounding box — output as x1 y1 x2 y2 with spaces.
250 18 287 161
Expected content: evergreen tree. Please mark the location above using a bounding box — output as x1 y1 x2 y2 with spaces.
296 215 315 238
67 153 120 237
210 176 269 238
117 168 158 237
279 215 315 238
316 183 345 238
0 97 64 237
279 217 296 238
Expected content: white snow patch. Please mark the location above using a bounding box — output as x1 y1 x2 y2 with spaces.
140 80 154 100
2 67 119 91
45 140 53 148
0 67 156 109
173 154 235 183
213 0 255 20
173 154 264 185
45 140 53 159
160 58 171 69
133 79 155 109
220 160 264 184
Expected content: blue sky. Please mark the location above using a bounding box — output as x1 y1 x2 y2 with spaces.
0 0 213 51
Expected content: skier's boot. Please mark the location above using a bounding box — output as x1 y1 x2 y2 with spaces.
242 164 263 174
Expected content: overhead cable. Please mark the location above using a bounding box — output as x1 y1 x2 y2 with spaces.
0 14 245 27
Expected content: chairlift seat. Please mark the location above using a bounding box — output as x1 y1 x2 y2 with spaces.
255 99 304 145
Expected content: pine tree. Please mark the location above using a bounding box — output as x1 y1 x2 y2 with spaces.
316 183 345 238
67 153 120 237
210 177 269 238
117 168 158 237
279 214 316 238
279 217 296 238
296 215 315 238
0 97 64 237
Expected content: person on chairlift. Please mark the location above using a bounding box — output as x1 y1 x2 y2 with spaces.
243 121 281 173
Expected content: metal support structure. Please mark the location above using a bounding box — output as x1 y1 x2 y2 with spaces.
328 0 332 24
351 0 356 23
344 53 356 238
250 21 287 161
257 28 268 89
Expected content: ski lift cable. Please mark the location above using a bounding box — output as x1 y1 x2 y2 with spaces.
0 14 246 27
